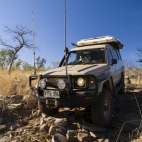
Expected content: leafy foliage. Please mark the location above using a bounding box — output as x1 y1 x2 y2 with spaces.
36 56 46 70
22 61 33 71
0 48 18 69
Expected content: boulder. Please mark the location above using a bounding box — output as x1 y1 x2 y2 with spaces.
77 132 94 142
82 123 106 132
53 118 67 126
7 103 23 110
0 125 6 132
49 125 66 136
40 123 48 131
52 133 67 142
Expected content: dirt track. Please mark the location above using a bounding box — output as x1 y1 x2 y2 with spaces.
0 87 142 142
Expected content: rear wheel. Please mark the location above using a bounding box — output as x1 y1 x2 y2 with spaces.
91 89 113 127
38 101 59 115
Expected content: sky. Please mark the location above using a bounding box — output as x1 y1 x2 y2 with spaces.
0 0 142 68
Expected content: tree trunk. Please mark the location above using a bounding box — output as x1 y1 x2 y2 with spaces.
8 53 16 74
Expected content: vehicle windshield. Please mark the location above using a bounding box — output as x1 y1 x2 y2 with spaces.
67 48 105 65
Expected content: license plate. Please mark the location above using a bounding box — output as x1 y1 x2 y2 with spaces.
44 90 60 98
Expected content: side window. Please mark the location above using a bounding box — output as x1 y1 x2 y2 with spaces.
107 49 113 64
113 50 119 60
117 51 122 60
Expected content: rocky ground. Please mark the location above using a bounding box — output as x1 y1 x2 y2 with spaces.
0 84 142 142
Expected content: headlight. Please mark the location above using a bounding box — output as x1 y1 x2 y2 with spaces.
77 78 85 87
57 79 66 89
39 79 46 88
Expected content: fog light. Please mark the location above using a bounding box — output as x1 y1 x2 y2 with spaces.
39 79 46 88
57 79 66 89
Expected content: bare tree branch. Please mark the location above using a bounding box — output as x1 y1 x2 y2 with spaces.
0 25 34 73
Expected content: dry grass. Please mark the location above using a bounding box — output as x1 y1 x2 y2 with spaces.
0 69 40 96
116 90 142 142
130 79 142 86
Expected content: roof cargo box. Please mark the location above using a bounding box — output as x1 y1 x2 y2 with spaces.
76 36 123 49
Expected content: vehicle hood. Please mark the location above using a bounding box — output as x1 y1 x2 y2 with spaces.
41 64 108 76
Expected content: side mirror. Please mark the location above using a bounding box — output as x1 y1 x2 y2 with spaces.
112 59 117 64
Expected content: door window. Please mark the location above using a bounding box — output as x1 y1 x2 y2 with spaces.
107 50 113 64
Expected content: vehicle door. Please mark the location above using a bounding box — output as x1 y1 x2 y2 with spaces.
107 48 117 85
112 49 122 84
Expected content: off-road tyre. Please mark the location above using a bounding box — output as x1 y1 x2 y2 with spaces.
38 101 59 115
118 76 125 94
91 89 113 127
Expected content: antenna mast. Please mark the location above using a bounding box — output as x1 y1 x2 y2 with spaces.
32 12 36 75
64 0 67 76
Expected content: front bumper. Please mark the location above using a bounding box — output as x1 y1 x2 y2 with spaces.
29 74 100 108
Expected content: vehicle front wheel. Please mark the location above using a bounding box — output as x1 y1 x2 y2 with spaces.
91 89 113 127
38 101 59 115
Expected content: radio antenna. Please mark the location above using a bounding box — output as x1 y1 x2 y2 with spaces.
32 12 36 75
64 0 67 76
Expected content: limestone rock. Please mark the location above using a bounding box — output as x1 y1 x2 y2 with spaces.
90 131 106 139
32 110 41 117
77 132 94 142
0 125 6 132
40 117 46 125
66 130 78 142
7 103 23 110
40 123 48 131
42 113 47 118
49 125 66 136
10 125 17 131
8 131 15 137
44 116 55 127
66 130 77 137
53 118 67 126
52 133 67 142
15 128 23 135
22 95 37 108
82 123 106 132
66 134 78 142
0 136 11 142
0 94 6 100
10 95 23 102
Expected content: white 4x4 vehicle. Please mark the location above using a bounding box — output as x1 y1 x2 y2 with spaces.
29 36 124 127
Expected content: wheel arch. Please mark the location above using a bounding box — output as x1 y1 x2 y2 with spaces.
98 78 113 93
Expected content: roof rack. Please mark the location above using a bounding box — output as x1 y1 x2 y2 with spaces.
72 36 123 49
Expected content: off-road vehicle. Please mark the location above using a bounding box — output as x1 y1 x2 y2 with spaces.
29 36 124 127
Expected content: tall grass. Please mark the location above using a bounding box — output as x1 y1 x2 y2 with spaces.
0 69 38 96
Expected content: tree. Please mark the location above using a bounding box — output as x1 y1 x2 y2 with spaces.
123 60 135 71
36 56 46 70
22 61 33 71
136 48 142 64
51 61 59 68
12 59 23 70
0 48 18 69
47 66 51 70
0 25 33 73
